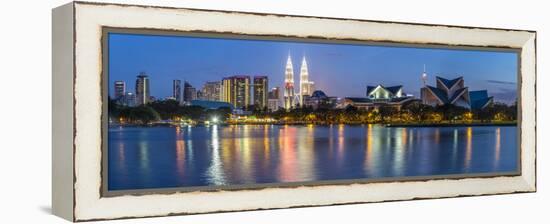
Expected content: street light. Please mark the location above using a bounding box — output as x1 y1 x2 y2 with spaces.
211 116 219 124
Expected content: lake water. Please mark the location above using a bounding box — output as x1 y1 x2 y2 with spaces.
108 125 518 190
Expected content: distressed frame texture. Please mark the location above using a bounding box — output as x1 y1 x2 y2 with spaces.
52 1 536 222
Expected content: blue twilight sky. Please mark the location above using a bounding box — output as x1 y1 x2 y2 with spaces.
108 33 518 104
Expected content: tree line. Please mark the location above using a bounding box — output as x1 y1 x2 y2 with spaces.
109 98 517 125
251 101 517 124
109 98 231 124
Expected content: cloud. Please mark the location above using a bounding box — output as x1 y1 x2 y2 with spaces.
491 89 517 104
486 80 516 85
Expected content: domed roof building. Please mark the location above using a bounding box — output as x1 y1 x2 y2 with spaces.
311 90 327 98
302 90 338 109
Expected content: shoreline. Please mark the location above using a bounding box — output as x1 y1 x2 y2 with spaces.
384 122 517 127
109 122 517 128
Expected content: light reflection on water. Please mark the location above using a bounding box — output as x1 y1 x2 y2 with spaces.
108 125 518 190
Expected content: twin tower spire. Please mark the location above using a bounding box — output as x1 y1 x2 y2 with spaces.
284 54 315 109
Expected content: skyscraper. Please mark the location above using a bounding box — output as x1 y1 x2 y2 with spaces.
268 87 281 112
183 81 197 103
173 80 182 104
253 76 268 109
114 81 126 100
268 87 280 100
222 76 250 109
283 54 295 110
299 56 315 105
135 73 150 105
123 92 136 107
202 81 222 101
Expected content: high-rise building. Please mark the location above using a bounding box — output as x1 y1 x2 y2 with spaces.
299 56 315 105
123 92 136 107
283 55 295 110
268 87 280 100
202 81 222 101
253 76 268 109
222 76 251 109
173 80 182 104
114 81 126 100
135 73 150 105
268 87 281 112
183 81 197 103
196 90 203 100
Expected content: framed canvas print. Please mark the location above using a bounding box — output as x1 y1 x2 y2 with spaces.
52 1 536 222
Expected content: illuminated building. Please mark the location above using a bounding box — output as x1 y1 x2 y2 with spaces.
122 92 135 107
135 72 150 105
283 54 295 110
114 81 125 100
367 85 405 100
268 87 280 100
267 87 281 111
299 56 315 105
421 75 493 109
222 76 251 109
303 90 338 109
202 81 222 101
183 81 197 104
172 80 182 104
253 76 268 109
342 85 415 110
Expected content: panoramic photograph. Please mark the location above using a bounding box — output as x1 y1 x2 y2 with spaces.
106 32 519 191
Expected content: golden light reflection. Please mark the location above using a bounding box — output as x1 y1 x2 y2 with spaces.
263 125 270 165
297 123 315 181
465 127 472 169
175 126 185 177
239 125 253 183
278 126 298 182
364 124 376 176
175 139 185 174
434 128 440 144
221 128 236 180
401 128 408 147
367 124 373 153
338 124 345 156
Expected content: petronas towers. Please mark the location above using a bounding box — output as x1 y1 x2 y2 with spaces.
283 54 315 110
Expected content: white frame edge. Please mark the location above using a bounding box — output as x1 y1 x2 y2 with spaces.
57 2 536 221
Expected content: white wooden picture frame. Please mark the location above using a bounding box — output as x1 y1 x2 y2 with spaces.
52 1 536 222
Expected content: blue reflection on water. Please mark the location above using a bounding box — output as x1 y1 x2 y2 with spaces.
108 125 517 190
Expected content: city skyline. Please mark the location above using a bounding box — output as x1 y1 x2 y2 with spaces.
108 33 518 104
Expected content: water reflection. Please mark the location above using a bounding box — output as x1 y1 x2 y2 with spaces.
279 126 297 182
108 125 518 190
465 127 473 170
364 124 377 176
206 125 226 185
175 126 185 177
494 127 501 169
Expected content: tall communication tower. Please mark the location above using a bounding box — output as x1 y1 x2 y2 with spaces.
422 64 428 86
